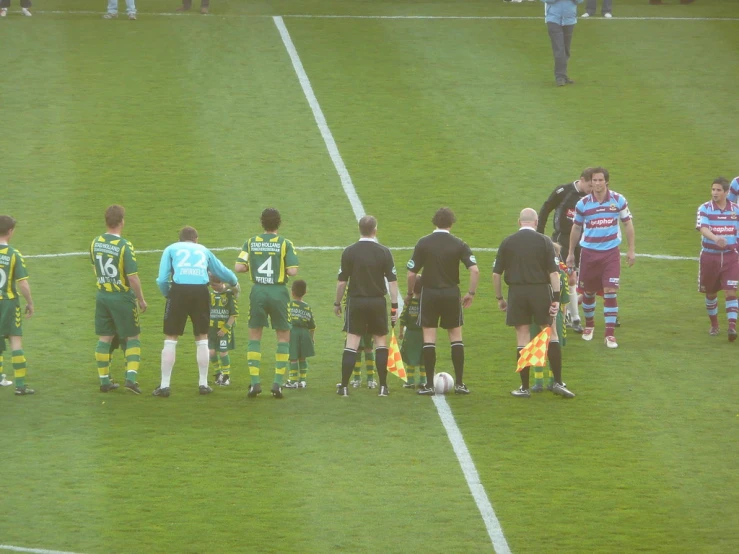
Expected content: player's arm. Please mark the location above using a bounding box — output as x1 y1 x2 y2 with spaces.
462 265 480 308
406 271 417 304
698 207 727 248
286 266 298 277
17 278 34 318
234 248 249 274
622 219 636 267
284 240 299 277
156 247 174 297
334 281 348 316
207 250 239 288
728 177 739 204
128 274 147 313
567 224 582 268
537 186 563 233
492 242 507 311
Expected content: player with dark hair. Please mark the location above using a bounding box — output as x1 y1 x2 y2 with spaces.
0 215 36 395
235 208 299 399
399 274 425 389
208 276 239 386
335 215 398 397
407 207 479 395
285 279 316 388
537 168 594 333
90 205 147 394
696 177 739 340
567 167 635 348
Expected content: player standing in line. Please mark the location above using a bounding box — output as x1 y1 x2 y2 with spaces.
154 226 239 397
0 215 36 395
352 337 376 388
696 177 739 340
537 168 594 333
208 276 239 386
90 205 147 394
399 275 426 389
727 175 739 204
235 208 299 399
285 279 315 389
567 167 635 348
407 207 479 396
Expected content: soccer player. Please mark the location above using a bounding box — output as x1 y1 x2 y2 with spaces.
537 168 594 333
285 279 315 389
0 0 32 17
235 208 299 399
696 177 739 340
0 337 11 386
352 336 376 388
407 207 479 396
334 215 399 397
493 208 575 399
91 205 147 394
154 226 239 397
728 175 739 204
399 274 425 389
208 276 239 386
567 167 635 348
0 215 36 395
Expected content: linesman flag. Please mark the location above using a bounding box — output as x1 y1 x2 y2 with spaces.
387 331 407 382
516 327 552 373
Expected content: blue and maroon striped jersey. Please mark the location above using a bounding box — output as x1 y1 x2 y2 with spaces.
695 200 739 254
728 176 739 204
573 190 632 251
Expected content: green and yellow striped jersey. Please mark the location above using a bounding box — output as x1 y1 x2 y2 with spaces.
236 233 298 285
289 299 315 330
0 245 29 300
90 233 138 293
209 289 239 330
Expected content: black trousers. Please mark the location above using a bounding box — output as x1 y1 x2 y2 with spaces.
0 1 32 7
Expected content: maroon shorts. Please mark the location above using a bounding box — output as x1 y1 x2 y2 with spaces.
698 251 739 294
578 247 621 292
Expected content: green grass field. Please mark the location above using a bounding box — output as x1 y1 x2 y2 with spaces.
1 1 738 553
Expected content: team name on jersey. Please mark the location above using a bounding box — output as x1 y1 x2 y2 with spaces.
94 242 121 255
0 255 10 264
251 242 282 253
565 208 576 221
587 217 617 228
290 308 312 320
210 307 231 319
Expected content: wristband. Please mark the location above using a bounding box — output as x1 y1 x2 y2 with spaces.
334 302 341 307
552 291 561 302
391 303 398 309
496 296 503 301
468 291 476 296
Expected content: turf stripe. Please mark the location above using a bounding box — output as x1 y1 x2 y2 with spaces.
0 545 84 554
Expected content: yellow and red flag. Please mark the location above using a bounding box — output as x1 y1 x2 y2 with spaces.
387 331 407 382
516 327 551 372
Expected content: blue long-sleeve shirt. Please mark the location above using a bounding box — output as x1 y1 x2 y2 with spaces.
542 0 583 26
156 241 238 297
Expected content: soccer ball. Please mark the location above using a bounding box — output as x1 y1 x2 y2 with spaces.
433 372 454 394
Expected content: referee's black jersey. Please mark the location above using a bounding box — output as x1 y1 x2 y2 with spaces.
407 230 477 289
536 181 586 240
338 238 397 297
493 228 558 285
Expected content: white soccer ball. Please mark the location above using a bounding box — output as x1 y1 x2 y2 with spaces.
433 372 454 394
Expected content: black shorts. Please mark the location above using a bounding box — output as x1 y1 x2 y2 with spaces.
506 284 552 327
419 287 463 330
345 296 388 337
554 233 581 271
163 283 211 337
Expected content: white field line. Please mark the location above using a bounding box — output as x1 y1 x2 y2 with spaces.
273 15 512 553
24 246 698 262
0 545 84 554
33 11 739 22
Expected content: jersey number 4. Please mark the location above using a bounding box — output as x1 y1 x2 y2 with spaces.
257 257 274 278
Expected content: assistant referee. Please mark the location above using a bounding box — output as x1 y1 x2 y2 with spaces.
493 208 575 399
334 215 399 398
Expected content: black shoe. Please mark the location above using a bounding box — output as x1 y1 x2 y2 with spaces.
454 383 471 395
15 385 35 396
417 384 435 396
378 385 389 397
199 385 213 395
247 383 262 398
125 380 141 395
556 79 566 87
271 382 283 399
511 387 531 398
570 320 584 334
336 383 349 397
152 386 171 397
100 382 120 393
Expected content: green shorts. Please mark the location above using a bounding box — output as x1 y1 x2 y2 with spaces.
401 329 423 366
531 311 566 347
208 327 235 352
95 292 140 338
249 284 291 330
358 334 373 350
0 298 22 337
290 327 315 359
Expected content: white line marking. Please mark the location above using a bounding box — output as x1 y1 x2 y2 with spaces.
273 15 511 553
32 11 739 21
273 16 365 221
0 545 84 554
24 246 698 262
434 395 512 554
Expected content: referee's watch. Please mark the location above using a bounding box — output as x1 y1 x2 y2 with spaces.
468 291 476 296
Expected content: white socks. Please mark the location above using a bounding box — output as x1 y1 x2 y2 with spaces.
569 293 580 322
161 340 177 388
196 339 209 387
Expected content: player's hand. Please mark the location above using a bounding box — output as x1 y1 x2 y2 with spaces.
716 237 727 249
398 331 404 340
138 298 148 313
217 329 227 337
566 253 575 269
231 283 241 298
626 250 636 267
497 298 507 312
391 304 398 327
549 301 560 317
462 293 474 308
25 303 34 318
333 303 342 317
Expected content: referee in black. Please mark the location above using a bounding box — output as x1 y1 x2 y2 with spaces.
537 168 593 333
406 207 479 396
334 215 399 397
493 208 575 399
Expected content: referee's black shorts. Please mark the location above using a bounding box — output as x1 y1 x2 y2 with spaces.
345 296 388 337
554 233 581 272
419 287 463 330
506 284 552 327
163 283 211 337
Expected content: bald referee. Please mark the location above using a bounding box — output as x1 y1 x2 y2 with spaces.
407 207 479 396
334 215 399 398
493 208 575 399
